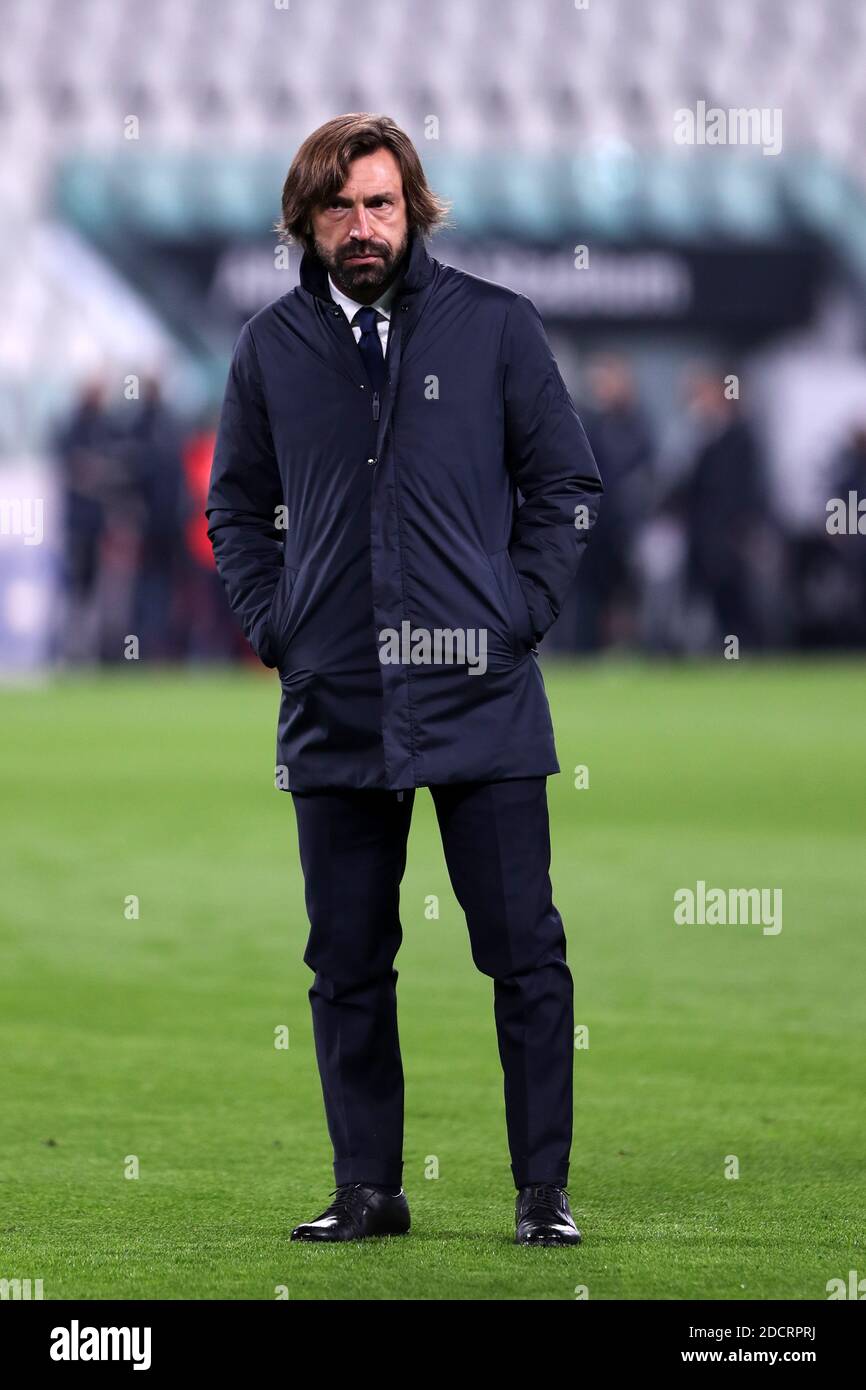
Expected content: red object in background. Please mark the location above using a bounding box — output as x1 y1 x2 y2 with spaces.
183 429 217 568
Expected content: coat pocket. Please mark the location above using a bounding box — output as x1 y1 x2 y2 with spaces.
485 547 535 653
264 563 300 670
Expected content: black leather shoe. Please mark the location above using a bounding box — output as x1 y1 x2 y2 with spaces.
290 1183 411 1242
515 1184 581 1245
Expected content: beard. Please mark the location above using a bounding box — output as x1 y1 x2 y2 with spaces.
315 228 410 299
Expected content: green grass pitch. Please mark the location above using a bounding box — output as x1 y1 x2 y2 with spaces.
1 659 864 1300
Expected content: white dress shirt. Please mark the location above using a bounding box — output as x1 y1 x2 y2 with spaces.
328 271 397 358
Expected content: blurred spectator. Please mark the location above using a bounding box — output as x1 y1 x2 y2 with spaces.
570 355 654 651
120 377 190 662
818 423 866 647
52 379 117 663
671 368 768 652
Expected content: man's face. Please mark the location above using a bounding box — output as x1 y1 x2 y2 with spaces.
310 147 409 302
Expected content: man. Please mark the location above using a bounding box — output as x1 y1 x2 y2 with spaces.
674 366 766 651
563 354 653 652
206 114 603 1246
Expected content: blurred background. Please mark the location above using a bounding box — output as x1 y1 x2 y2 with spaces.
2 0 866 675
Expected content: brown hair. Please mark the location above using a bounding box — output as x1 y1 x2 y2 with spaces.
274 113 454 252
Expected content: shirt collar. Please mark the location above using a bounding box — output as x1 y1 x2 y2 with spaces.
327 271 398 325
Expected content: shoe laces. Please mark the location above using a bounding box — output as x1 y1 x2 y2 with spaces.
322 1183 370 1218
521 1183 568 1217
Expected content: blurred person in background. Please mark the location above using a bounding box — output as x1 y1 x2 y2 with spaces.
52 378 117 664
822 422 866 647
672 366 769 653
571 354 654 652
121 376 190 663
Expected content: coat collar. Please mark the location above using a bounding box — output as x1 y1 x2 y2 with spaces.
298 225 436 305
295 225 439 463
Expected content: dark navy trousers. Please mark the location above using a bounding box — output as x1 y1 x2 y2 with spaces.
290 776 573 1191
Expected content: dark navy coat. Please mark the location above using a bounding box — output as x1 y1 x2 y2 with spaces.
206 227 603 791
